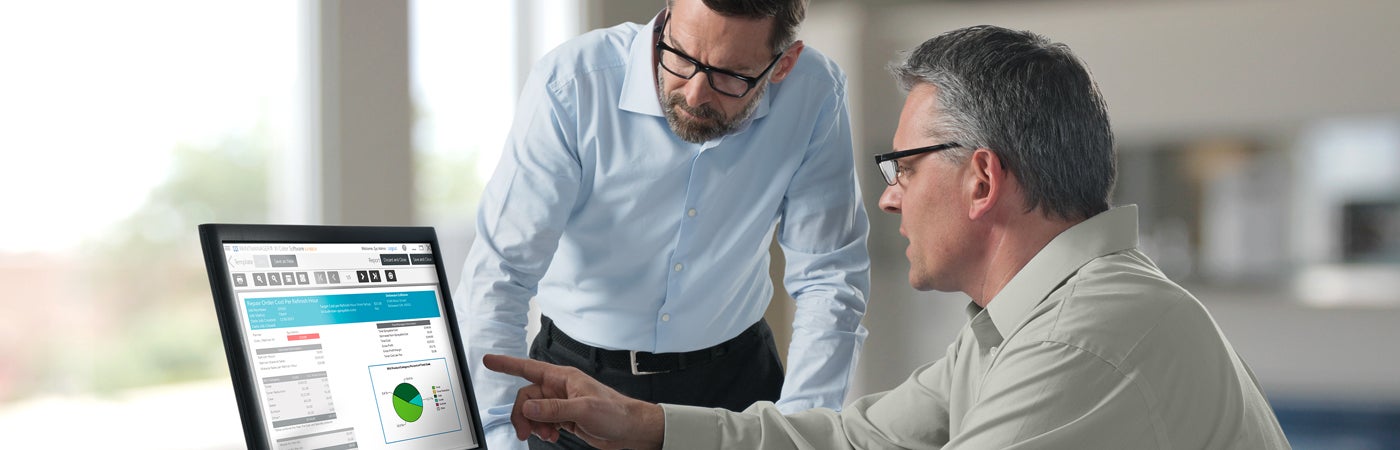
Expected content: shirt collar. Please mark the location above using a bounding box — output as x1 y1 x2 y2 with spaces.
964 302 1002 348
617 11 773 124
618 11 665 117
983 205 1141 340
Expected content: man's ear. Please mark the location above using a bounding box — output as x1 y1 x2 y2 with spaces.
968 148 1007 221
767 40 804 84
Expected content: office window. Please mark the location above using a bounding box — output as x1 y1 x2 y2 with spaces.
410 0 517 232
410 0 581 287
0 2 298 448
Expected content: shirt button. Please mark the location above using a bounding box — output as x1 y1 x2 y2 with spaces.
661 314 671 322
990 346 1000 356
674 263 683 272
687 208 697 217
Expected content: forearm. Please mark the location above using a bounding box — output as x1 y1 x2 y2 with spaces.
461 175 561 408
629 400 666 450
461 228 538 437
463 254 535 412
775 129 872 411
465 301 531 436
661 401 854 450
466 307 531 450
777 316 867 412
777 244 871 411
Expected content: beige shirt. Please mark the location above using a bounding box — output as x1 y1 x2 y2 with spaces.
662 206 1290 449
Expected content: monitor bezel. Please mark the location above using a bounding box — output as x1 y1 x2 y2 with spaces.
198 223 486 450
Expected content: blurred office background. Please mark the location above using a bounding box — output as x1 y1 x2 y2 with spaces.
1 0 1397 448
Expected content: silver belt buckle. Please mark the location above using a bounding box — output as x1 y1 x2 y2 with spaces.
630 351 664 375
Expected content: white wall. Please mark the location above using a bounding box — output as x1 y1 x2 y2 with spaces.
870 0 1400 141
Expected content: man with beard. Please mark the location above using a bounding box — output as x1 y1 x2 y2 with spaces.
458 0 870 449
478 25 1291 449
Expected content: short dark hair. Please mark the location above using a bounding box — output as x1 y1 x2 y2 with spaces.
890 25 1116 222
669 0 806 54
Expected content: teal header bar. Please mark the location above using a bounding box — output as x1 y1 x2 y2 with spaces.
245 290 440 330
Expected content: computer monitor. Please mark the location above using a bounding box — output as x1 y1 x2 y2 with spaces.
198 224 485 450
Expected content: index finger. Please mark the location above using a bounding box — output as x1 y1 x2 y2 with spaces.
483 354 555 384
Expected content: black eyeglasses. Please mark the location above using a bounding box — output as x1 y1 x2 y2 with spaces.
654 11 785 98
873 142 962 186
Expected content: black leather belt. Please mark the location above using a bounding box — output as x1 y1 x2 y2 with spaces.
543 316 765 376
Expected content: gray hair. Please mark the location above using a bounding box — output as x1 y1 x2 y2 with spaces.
890 25 1116 222
668 0 806 54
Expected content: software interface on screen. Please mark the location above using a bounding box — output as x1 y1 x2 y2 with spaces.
223 242 478 450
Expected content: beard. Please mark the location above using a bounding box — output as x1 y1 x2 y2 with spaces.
658 68 767 143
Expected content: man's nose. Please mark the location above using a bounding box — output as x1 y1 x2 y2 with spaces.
879 184 902 214
682 72 716 108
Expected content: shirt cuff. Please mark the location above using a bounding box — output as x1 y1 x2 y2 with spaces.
775 398 816 415
661 404 723 449
484 415 528 450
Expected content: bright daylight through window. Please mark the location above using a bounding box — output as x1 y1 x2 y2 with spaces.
0 2 294 448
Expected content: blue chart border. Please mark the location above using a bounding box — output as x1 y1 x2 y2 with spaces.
367 357 464 445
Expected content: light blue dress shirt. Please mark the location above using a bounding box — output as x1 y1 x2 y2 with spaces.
456 15 871 449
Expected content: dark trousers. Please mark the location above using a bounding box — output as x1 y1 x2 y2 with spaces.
526 316 785 449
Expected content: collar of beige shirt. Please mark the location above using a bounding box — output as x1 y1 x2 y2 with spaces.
970 205 1141 342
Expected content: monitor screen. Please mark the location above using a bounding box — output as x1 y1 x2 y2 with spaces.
201 225 483 450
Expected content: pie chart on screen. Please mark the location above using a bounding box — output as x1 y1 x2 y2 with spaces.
392 382 424 422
